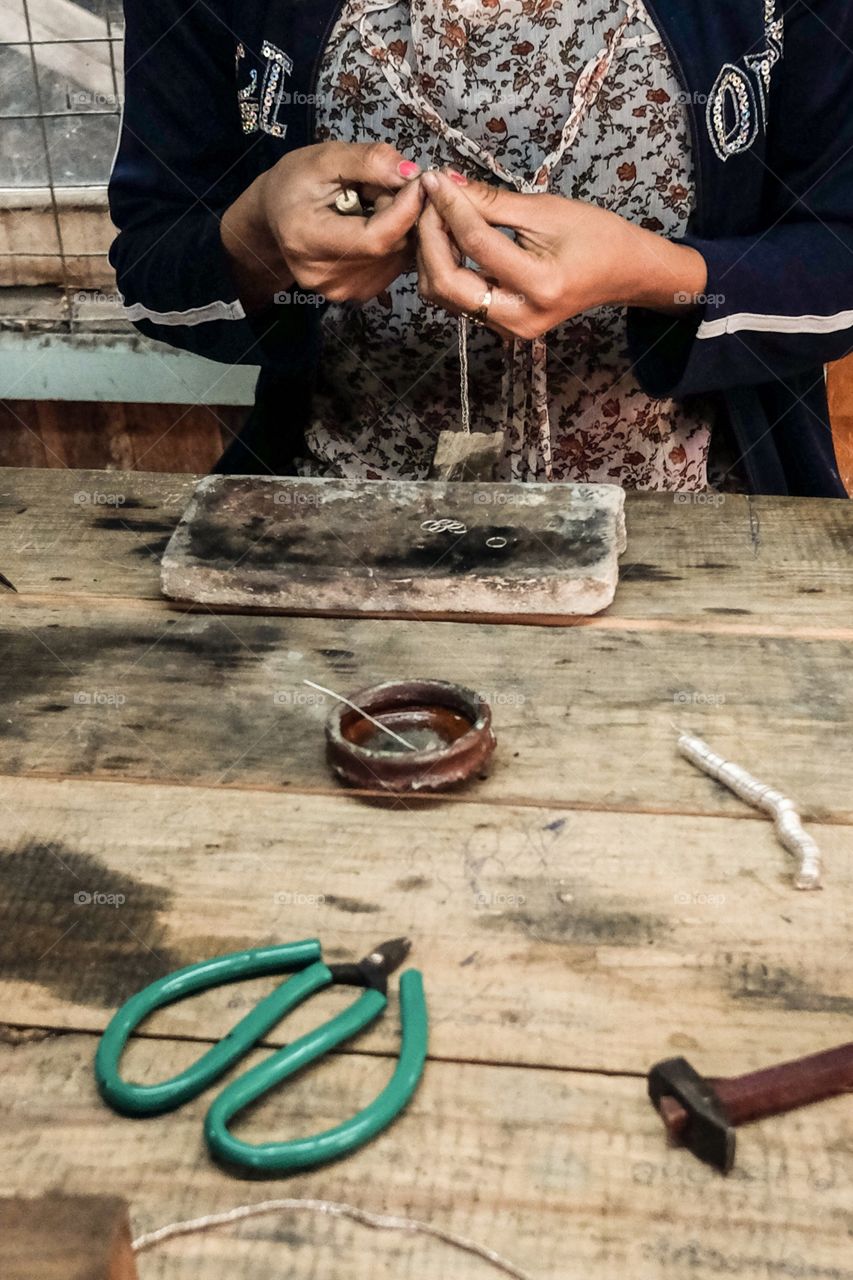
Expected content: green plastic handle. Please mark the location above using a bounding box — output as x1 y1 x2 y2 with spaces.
95 939 323 1115
204 969 429 1173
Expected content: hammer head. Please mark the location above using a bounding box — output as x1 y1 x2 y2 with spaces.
648 1056 736 1173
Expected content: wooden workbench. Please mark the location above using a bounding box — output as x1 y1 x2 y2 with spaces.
1 467 851 1280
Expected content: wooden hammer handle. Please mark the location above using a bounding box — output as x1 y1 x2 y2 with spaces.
714 1041 853 1126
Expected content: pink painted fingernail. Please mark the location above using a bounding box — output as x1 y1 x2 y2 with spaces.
398 160 421 178
448 169 468 186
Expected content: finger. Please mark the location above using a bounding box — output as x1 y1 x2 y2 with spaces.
417 201 491 313
431 278 540 343
363 177 425 251
318 140 421 192
298 192 421 286
454 178 536 228
419 199 464 267
417 206 533 335
360 178 418 205
417 200 464 282
310 180 420 255
473 286 538 340
420 170 529 286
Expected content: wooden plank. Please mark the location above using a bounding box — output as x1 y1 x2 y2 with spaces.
619 491 853 629
1 598 851 820
0 1195 137 1280
3 1032 852 1280
0 470 192 594
0 469 851 631
0 408 240 475
0 776 849 1074
160 475 627 621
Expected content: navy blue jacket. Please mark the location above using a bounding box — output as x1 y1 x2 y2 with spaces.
110 0 853 495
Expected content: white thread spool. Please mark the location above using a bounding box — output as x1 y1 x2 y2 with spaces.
335 187 365 215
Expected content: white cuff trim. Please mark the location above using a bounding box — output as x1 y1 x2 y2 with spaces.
698 308 853 340
122 298 246 327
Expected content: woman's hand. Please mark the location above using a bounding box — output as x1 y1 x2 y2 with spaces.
221 141 424 312
416 170 708 341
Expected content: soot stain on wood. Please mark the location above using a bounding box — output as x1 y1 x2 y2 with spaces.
93 516 177 535
726 960 853 1017
186 517 302 570
322 893 381 915
395 874 431 891
375 516 609 575
0 622 279 708
184 507 611 577
823 521 853 556
0 840 181 1008
129 537 172 560
476 879 663 946
623 563 681 583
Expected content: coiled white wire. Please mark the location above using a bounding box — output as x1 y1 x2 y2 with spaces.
677 732 823 890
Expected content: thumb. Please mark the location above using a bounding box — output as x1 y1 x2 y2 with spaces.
456 178 531 227
367 178 426 246
321 140 422 192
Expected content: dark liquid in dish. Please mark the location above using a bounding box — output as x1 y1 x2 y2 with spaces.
346 705 473 755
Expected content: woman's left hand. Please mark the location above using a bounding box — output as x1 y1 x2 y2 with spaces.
415 170 708 341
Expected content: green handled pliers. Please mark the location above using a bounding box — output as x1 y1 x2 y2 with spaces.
94 936 428 1174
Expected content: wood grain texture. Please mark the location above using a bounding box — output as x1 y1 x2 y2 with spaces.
0 469 851 630
0 406 246 474
0 468 194 598
1 776 850 1074
1 596 851 820
0 1194 137 1280
3 1032 852 1280
1 467 851 1279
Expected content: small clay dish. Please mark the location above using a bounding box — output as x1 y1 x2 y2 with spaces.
325 678 496 793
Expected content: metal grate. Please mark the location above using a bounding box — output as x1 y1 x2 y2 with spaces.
1 0 125 326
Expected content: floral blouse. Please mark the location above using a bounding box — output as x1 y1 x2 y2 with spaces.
304 0 715 489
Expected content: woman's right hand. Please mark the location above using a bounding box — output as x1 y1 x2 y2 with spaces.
221 141 423 312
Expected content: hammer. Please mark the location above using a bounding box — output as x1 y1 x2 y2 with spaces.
648 1042 853 1173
